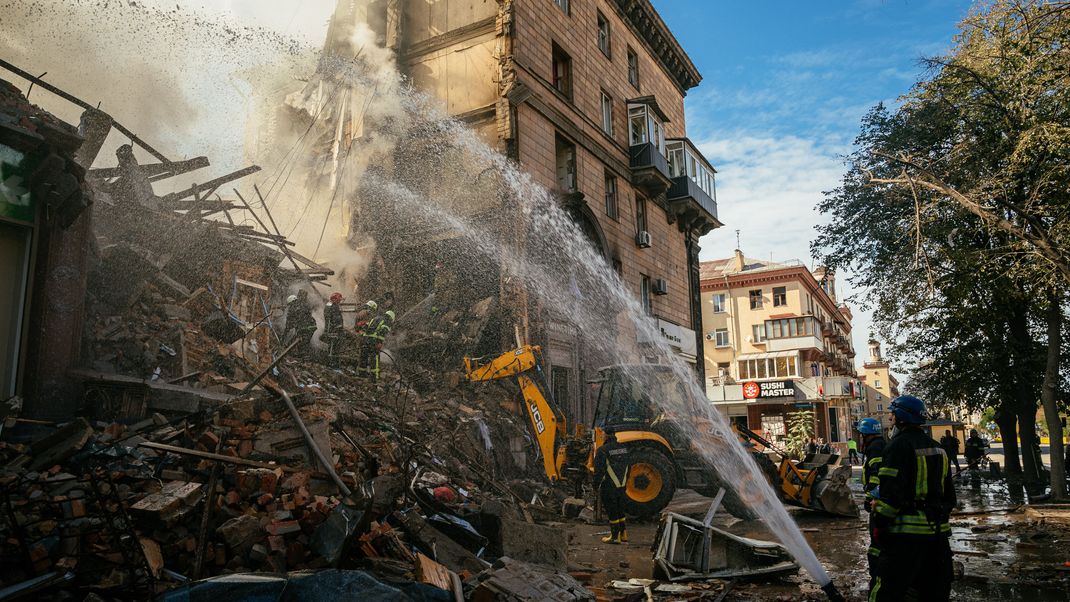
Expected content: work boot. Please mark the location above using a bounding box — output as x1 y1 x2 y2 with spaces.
601 521 620 544
619 521 628 543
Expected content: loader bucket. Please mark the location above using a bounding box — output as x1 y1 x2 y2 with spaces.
810 465 858 517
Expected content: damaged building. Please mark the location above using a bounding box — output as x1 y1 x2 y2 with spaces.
297 0 723 426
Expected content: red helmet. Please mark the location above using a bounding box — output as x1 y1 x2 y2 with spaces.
329 292 343 304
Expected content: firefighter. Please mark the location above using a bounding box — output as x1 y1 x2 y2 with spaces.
359 308 394 381
283 290 316 356
857 417 885 584
324 292 345 336
869 395 955 602
593 427 630 544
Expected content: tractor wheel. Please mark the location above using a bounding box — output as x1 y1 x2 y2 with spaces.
621 448 677 518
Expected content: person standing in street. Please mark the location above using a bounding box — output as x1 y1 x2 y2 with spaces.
858 417 885 585
847 437 860 464
869 396 955 601
593 427 630 545
964 429 987 470
940 429 961 473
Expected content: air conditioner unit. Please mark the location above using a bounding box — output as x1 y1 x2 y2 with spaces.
704 332 715 341
636 230 652 248
653 278 668 295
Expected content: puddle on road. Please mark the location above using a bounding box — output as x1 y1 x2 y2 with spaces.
566 475 1068 600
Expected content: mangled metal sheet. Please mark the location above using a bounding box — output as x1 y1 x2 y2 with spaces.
653 511 799 581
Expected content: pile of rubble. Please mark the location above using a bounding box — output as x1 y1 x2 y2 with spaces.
0 349 586 600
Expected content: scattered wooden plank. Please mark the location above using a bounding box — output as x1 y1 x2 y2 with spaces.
137 441 302 473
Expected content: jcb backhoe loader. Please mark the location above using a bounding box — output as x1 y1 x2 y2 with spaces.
733 424 857 517
464 345 756 518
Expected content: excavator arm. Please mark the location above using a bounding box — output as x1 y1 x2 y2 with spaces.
464 345 566 481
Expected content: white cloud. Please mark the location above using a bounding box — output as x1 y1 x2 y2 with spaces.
694 132 880 352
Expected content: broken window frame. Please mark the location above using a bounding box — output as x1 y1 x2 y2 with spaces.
552 42 573 100
555 133 577 193
749 289 763 310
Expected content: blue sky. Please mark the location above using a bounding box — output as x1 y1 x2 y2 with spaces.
653 0 975 355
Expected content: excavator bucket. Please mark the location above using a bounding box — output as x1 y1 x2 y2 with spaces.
809 464 857 517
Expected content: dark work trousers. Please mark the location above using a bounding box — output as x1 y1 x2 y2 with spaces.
599 482 625 523
870 533 952 601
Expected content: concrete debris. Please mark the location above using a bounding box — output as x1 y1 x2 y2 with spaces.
467 557 595 601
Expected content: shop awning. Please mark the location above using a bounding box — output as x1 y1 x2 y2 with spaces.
732 350 797 361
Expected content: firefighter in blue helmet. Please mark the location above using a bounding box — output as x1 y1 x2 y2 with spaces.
857 417 885 585
869 396 955 601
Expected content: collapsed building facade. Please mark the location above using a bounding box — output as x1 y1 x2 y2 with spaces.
299 0 723 426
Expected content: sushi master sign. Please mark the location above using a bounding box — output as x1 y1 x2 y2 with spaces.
742 380 796 400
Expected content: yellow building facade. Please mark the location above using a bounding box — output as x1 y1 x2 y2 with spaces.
700 251 862 448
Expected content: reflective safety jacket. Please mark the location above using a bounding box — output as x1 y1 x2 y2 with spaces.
862 436 886 501
873 427 955 536
593 440 630 490
362 314 393 341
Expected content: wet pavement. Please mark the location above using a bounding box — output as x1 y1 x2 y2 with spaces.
566 466 1070 600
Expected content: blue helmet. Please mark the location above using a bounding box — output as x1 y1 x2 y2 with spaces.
890 395 928 425
857 418 882 435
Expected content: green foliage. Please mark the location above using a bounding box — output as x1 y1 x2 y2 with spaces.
785 410 815 460
813 0 1070 414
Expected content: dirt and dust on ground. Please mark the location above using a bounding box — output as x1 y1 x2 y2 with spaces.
562 468 1070 602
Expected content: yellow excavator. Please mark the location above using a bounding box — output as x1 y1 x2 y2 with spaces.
464 345 857 519
465 345 757 518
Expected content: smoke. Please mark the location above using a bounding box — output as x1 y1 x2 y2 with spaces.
0 0 314 174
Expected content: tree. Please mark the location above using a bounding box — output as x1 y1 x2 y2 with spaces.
785 410 815 460
815 0 1069 498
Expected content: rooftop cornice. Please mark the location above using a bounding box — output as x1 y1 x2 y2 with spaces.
609 0 702 93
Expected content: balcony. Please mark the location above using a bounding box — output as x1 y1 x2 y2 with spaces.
629 142 672 197
665 138 721 234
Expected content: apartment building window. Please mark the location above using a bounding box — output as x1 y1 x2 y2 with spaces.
553 0 570 16
597 11 611 57
600 90 614 136
604 171 618 220
552 43 572 99
555 133 576 192
717 362 731 377
738 355 799 380
752 324 766 343
766 316 816 339
627 47 639 88
714 328 730 347
773 286 787 307
640 274 652 315
711 293 726 313
628 103 664 152
749 289 763 310
635 196 648 234
665 139 717 199
875 379 881 389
